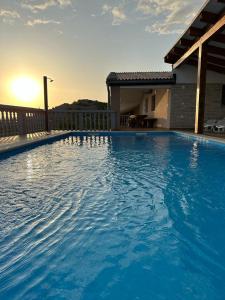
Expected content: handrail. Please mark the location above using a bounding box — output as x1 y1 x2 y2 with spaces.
0 104 44 112
0 104 118 137
51 109 111 113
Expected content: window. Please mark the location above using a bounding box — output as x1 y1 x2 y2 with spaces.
144 98 149 113
222 85 225 105
151 94 156 111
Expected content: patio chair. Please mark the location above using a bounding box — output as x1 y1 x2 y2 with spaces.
204 119 217 132
128 115 137 128
214 118 225 133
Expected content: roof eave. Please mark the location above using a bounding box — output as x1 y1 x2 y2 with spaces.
164 0 212 64
106 78 176 86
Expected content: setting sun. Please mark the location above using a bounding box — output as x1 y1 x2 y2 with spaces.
10 77 41 104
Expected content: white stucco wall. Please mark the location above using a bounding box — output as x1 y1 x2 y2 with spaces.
139 89 171 128
138 93 151 115
120 88 147 114
174 64 225 84
153 89 171 128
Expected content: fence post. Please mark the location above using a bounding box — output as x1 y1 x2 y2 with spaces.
79 112 83 130
17 111 26 135
111 112 117 131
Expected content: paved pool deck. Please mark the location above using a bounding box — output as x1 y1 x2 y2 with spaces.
0 131 70 155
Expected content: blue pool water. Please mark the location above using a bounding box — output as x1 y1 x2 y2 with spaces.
1 132 225 300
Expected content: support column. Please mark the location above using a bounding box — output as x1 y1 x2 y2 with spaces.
110 86 120 130
195 43 207 134
107 84 111 110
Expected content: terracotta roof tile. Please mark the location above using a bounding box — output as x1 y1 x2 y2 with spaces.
106 71 175 85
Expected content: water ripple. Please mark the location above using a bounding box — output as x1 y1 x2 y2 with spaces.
0 135 225 299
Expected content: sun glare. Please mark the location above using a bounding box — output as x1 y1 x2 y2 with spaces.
10 77 41 104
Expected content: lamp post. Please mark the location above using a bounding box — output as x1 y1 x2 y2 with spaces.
43 76 53 132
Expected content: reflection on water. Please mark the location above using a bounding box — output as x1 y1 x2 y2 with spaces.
26 153 34 180
63 135 111 147
189 141 200 169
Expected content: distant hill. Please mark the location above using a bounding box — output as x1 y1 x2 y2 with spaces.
53 99 108 111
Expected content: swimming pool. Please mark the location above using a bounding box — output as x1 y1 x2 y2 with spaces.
0 132 225 300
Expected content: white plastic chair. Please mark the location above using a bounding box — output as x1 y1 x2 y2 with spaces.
214 118 225 133
204 119 217 132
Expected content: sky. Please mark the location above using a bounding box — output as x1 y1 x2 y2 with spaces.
0 0 206 108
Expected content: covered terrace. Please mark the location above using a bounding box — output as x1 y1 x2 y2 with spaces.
165 0 225 134
106 72 176 129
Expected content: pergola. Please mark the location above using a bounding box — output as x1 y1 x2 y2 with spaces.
165 0 225 134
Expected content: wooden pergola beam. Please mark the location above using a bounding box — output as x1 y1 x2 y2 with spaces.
165 47 186 63
164 56 177 64
187 58 225 74
187 54 225 68
200 11 218 24
207 54 225 67
207 63 225 74
207 45 225 57
188 27 204 37
172 47 186 56
212 33 225 43
173 14 225 69
188 27 225 44
178 38 194 47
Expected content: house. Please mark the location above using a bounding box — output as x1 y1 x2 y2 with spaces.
106 0 225 133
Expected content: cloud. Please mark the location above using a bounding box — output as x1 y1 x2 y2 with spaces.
112 7 126 25
137 0 204 35
0 9 20 18
102 4 112 15
56 29 63 35
137 0 185 16
145 22 183 35
102 4 127 25
0 9 20 24
21 0 71 13
26 18 61 26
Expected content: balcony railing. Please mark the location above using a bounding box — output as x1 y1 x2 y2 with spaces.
51 110 116 131
120 115 130 128
0 104 118 137
0 104 45 137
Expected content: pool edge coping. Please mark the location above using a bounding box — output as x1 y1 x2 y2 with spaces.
0 131 72 156
173 130 225 146
1 130 225 156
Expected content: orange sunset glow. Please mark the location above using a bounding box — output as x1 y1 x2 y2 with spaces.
10 76 41 105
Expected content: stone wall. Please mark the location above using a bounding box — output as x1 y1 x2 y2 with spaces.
170 84 225 129
205 84 225 120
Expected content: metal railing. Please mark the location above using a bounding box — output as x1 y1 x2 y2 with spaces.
0 104 118 137
120 115 130 128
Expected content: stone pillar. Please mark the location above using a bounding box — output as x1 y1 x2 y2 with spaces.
110 86 120 130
